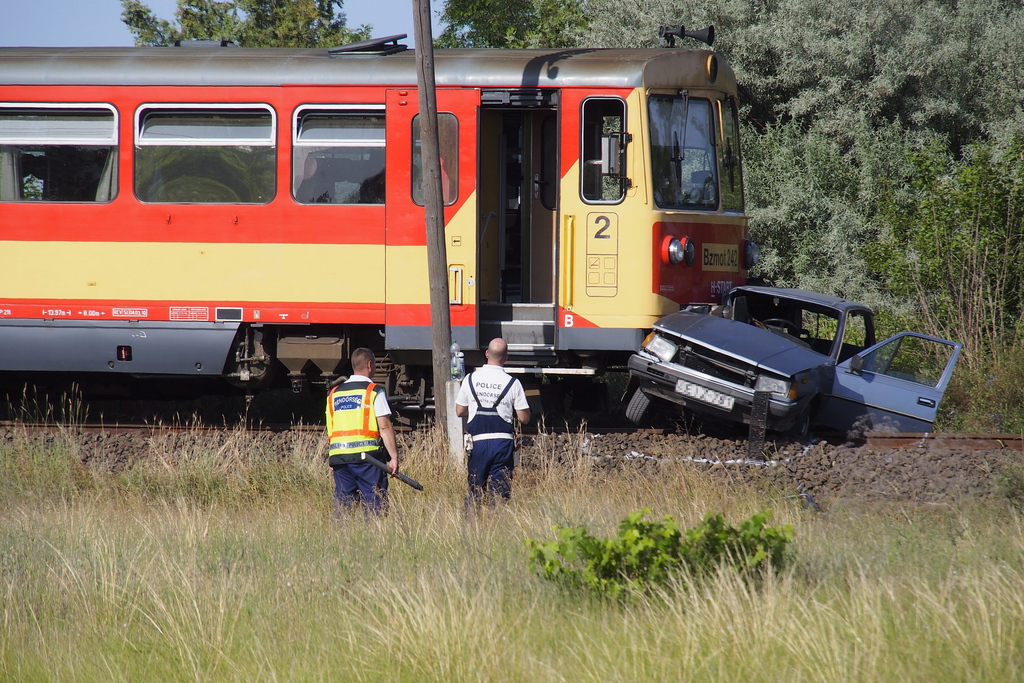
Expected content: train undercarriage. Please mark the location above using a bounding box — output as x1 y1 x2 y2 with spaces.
0 320 625 421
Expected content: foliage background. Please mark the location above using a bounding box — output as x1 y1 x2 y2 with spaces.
120 0 370 47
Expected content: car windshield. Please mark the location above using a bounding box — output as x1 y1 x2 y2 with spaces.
728 290 867 358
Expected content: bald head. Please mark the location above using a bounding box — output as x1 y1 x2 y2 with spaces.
485 338 508 366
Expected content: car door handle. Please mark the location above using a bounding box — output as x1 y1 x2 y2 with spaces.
917 397 936 408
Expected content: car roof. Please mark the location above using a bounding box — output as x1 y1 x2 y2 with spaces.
729 286 873 314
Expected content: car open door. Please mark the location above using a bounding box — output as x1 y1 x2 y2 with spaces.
816 332 961 434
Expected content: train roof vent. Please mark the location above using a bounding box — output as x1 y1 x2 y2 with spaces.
172 39 237 48
328 34 408 57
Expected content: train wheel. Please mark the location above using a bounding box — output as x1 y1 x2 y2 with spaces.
625 388 651 424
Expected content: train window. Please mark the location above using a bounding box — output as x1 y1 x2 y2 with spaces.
581 98 627 203
293 107 385 205
717 97 744 212
135 105 275 204
0 105 118 202
649 94 718 210
411 113 458 206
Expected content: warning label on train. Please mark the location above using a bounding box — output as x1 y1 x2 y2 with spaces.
702 244 740 272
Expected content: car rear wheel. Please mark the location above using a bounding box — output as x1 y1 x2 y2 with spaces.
625 388 651 424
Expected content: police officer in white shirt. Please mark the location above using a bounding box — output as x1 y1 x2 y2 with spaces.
455 338 531 506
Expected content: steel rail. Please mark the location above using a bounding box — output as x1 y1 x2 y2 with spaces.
865 432 1024 451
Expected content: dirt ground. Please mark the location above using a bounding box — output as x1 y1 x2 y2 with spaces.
519 431 1023 507
6 425 1021 507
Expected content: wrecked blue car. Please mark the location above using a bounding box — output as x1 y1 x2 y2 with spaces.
625 286 961 435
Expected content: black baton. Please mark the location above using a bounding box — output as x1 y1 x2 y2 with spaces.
360 452 424 491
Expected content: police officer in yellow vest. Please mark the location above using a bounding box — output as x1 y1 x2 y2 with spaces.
326 347 400 514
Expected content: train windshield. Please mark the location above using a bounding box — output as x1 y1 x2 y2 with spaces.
717 98 744 213
648 94 717 210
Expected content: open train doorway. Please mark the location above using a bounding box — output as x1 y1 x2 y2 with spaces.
477 91 559 360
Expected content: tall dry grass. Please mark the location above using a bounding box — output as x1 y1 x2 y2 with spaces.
2 425 1023 681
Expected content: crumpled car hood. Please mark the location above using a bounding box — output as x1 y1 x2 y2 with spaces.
654 311 834 377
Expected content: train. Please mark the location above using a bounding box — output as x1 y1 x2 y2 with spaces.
0 30 756 411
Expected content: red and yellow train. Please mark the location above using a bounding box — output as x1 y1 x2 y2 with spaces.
0 32 756 406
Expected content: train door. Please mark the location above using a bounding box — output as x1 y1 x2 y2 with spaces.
383 88 481 352
477 91 559 360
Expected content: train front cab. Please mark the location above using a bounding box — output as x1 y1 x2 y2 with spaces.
383 52 752 385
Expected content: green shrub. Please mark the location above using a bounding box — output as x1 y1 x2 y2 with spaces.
937 341 1024 433
871 140 1024 369
527 508 793 599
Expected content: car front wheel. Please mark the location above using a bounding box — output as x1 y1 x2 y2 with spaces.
625 388 651 424
787 407 812 438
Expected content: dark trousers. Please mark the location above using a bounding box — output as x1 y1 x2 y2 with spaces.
333 461 389 515
466 437 515 507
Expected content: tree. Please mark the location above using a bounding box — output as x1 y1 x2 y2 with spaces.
580 0 1024 313
869 140 1024 365
120 0 371 47
437 0 588 48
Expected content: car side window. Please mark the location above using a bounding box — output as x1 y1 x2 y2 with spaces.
838 312 869 361
858 335 952 387
800 309 840 355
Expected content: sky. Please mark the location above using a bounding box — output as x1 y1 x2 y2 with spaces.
0 0 443 48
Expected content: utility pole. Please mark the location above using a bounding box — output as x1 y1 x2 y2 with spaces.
413 0 451 431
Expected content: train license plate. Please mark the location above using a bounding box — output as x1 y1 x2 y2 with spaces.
675 379 735 410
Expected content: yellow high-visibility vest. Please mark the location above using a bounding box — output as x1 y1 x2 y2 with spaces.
327 380 381 459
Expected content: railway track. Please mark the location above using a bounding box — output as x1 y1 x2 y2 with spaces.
864 432 1024 451
0 420 667 438
2 420 1021 451
0 421 324 436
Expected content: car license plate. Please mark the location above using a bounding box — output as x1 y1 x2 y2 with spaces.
675 379 735 410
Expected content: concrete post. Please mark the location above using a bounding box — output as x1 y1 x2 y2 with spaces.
445 380 466 468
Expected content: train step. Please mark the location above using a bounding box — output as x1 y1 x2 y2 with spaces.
479 302 556 322
479 319 555 348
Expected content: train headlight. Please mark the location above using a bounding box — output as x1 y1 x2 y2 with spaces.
742 239 760 269
644 333 679 362
662 235 695 266
706 54 719 83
